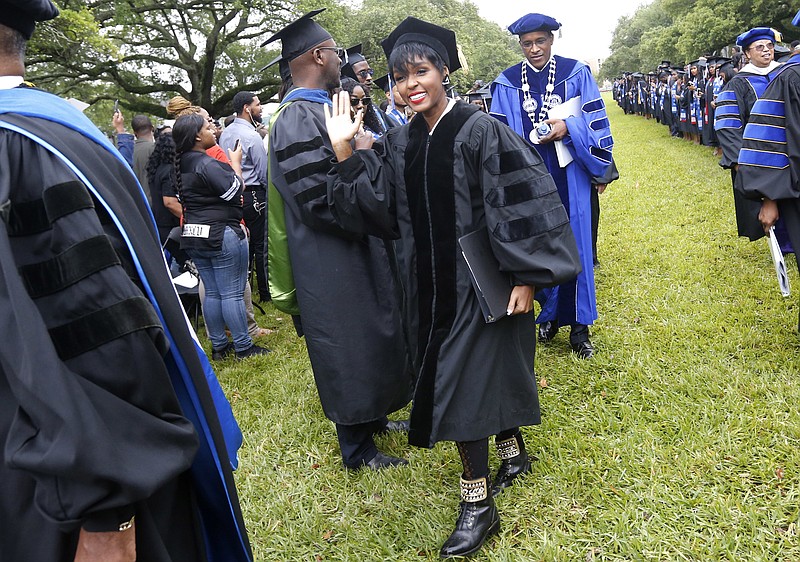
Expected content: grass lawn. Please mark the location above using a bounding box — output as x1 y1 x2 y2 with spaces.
210 93 800 561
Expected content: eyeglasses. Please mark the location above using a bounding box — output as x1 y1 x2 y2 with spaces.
317 46 346 61
749 42 774 52
520 37 550 50
357 68 375 79
351 96 371 106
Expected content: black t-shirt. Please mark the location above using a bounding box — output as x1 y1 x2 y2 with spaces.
149 163 180 230
179 151 244 251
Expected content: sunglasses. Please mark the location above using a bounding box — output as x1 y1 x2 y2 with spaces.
357 68 375 79
351 96 371 106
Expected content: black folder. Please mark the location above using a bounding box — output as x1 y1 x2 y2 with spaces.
458 227 512 323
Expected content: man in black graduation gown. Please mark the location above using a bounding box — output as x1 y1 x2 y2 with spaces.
0 2 251 560
264 11 412 471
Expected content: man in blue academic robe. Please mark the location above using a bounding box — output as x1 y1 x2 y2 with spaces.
490 13 613 358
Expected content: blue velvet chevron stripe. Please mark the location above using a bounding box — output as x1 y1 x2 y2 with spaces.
740 97 790 169
582 98 604 114
750 99 786 120
738 148 790 168
743 123 786 144
716 90 737 104
581 94 614 169
590 146 612 164
714 95 742 129
715 105 740 118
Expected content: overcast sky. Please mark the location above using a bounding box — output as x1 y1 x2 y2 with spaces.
470 0 652 64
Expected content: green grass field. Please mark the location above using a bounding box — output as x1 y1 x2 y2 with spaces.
211 94 800 561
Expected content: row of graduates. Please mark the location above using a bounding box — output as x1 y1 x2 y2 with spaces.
612 42 799 148
613 59 729 145
611 27 800 250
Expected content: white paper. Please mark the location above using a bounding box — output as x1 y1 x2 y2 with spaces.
173 271 199 289
65 98 90 113
768 226 790 297
548 96 582 168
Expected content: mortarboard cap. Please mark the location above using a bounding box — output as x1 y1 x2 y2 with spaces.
344 44 365 65
0 0 58 40
261 9 332 61
341 44 366 79
659 60 671 67
705 55 729 66
381 17 461 72
374 74 391 92
465 84 492 101
736 27 782 48
507 13 561 35
775 44 792 62
688 59 707 68
717 59 734 73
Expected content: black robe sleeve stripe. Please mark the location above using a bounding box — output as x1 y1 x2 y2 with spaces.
485 175 558 207
49 296 164 360
274 136 325 161
18 235 120 297
7 181 94 236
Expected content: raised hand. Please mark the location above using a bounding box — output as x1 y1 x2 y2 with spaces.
324 91 364 160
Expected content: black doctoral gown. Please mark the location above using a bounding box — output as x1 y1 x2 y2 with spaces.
715 71 776 241
738 62 800 263
0 90 251 561
331 102 581 447
268 91 413 426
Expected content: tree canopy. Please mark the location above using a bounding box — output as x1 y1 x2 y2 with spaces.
26 0 519 125
29 0 295 120
601 0 800 79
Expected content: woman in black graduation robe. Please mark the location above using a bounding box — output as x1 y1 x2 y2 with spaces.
324 17 581 558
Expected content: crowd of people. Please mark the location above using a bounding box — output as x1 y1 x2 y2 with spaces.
21 1 800 560
611 24 800 284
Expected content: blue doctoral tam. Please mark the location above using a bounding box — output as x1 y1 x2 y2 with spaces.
736 27 781 48
508 13 561 35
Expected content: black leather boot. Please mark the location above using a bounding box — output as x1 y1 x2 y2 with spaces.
439 476 500 558
491 432 531 497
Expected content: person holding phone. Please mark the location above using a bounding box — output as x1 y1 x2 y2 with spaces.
174 113 270 360
219 91 271 303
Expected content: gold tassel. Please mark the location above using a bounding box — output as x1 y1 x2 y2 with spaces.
457 44 469 74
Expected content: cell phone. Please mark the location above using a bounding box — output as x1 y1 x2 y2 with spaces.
234 139 241 151
113 99 119 114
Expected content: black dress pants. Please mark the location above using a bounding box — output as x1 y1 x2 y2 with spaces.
243 188 269 300
336 416 388 467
